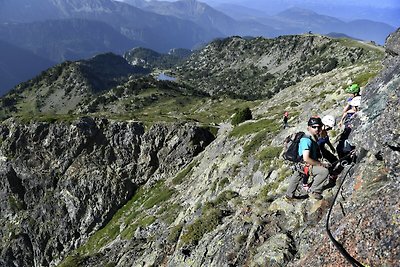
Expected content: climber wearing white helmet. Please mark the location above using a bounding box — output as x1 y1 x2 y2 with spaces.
339 84 361 127
318 115 338 165
340 96 361 128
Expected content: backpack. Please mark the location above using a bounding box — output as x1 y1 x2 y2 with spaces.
283 131 305 162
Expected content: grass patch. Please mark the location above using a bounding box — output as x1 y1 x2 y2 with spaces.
319 89 335 99
16 113 78 124
230 119 280 138
172 160 197 185
266 103 288 117
257 146 283 170
242 130 269 159
239 121 280 161
168 223 184 243
312 81 324 88
214 190 239 206
143 186 175 209
353 71 380 87
180 190 238 247
258 183 280 202
180 208 223 247
158 203 182 225
218 177 230 189
58 254 87 267
258 164 291 202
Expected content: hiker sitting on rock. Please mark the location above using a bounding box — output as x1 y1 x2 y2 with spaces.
286 117 330 200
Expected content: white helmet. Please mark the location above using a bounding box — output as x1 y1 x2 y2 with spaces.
322 115 336 128
349 96 361 107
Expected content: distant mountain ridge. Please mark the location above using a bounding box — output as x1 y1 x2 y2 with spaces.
0 34 385 120
1 53 149 115
0 0 220 53
271 7 394 44
123 0 276 37
0 19 141 62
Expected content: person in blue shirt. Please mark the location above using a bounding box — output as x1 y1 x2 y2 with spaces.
285 117 330 200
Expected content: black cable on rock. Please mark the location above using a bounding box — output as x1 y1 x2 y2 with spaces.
325 162 365 267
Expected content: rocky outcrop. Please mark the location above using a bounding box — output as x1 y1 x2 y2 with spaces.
288 28 400 267
176 35 384 98
0 117 214 267
353 28 400 175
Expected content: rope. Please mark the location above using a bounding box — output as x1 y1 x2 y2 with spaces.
325 162 365 267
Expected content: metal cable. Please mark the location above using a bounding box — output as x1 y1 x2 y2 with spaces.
325 162 365 267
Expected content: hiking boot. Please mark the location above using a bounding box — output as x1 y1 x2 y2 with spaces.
309 192 323 200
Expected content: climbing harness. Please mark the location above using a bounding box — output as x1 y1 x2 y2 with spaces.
325 158 365 267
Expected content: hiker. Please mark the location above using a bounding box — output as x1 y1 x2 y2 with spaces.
319 115 338 165
339 84 360 128
339 96 360 128
285 117 330 200
336 96 360 161
336 97 360 159
283 111 289 129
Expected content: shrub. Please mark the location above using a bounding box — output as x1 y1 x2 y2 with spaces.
180 208 223 247
231 107 252 125
168 224 183 243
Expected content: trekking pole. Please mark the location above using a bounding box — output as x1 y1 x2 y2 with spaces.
325 161 365 267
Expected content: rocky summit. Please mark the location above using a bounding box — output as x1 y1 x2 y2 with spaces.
0 30 399 267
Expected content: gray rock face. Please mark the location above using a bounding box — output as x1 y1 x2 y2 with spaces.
352 27 400 176
291 28 400 267
0 117 214 267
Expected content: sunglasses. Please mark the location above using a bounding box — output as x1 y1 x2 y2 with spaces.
310 125 322 129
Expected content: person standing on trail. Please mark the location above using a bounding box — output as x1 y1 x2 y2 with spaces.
285 117 330 200
283 111 289 129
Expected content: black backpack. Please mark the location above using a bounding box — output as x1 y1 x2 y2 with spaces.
283 131 305 162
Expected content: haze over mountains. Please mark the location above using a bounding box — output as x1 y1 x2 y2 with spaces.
0 0 398 95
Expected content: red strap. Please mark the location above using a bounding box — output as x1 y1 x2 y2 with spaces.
304 165 310 176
